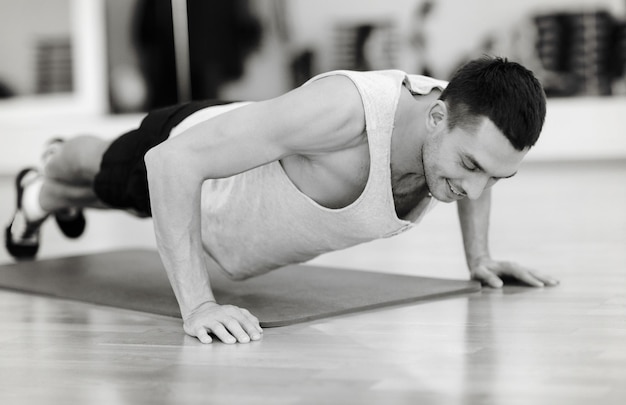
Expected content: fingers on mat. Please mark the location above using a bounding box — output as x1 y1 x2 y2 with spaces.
209 323 237 345
195 328 213 344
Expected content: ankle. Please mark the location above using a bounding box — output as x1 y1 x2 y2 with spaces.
21 176 48 222
56 207 81 219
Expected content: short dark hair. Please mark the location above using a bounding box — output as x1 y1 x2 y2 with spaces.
439 56 546 151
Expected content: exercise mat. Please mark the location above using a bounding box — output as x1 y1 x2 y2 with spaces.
0 249 481 327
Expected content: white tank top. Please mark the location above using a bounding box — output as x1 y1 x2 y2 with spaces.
171 70 446 280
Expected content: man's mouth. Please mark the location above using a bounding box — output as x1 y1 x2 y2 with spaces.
446 179 465 197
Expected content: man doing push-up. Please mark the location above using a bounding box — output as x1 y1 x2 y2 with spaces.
5 56 559 344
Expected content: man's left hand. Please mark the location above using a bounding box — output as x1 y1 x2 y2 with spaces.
469 258 560 288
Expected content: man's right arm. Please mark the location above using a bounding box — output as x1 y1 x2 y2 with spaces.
145 145 263 344
144 75 366 344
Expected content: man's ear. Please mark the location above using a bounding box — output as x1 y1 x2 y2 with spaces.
427 100 447 131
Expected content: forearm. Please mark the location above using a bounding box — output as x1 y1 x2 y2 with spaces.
456 188 559 288
145 147 215 318
457 188 492 267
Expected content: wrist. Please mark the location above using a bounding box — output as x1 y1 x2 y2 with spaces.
466 253 490 269
182 299 218 320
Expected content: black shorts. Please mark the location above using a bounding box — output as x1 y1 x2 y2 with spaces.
93 100 234 216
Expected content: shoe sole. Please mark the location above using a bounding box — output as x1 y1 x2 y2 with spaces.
5 225 39 260
55 210 86 239
5 168 41 260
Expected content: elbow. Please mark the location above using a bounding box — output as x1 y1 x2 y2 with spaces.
144 147 161 182
144 144 180 188
144 143 201 185
144 145 160 174
144 143 175 177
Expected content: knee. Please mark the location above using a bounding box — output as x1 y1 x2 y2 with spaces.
44 135 109 183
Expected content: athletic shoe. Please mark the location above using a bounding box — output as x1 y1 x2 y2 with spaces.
54 208 86 239
4 168 46 260
42 137 87 239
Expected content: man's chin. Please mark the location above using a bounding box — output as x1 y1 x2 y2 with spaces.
429 183 458 203
429 190 453 203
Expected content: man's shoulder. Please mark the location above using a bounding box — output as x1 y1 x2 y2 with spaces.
403 74 448 95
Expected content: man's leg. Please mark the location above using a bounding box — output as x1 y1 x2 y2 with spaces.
40 135 111 211
5 101 220 259
5 135 111 259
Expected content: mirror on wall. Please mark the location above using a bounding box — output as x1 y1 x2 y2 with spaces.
0 0 106 118
0 0 72 98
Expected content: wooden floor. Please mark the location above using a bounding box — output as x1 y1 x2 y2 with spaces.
0 160 625 405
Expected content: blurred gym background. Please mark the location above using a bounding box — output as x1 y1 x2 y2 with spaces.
1 0 625 173
1 0 625 166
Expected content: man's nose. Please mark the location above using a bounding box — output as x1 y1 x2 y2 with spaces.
462 174 490 200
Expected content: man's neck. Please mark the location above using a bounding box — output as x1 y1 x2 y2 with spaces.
391 86 437 179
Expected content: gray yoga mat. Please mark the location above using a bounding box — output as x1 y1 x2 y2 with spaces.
0 249 481 327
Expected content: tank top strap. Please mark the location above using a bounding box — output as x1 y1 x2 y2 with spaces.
303 69 407 203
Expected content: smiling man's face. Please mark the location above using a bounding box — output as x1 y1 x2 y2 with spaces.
423 116 527 202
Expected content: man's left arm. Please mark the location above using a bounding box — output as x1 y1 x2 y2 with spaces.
457 188 559 288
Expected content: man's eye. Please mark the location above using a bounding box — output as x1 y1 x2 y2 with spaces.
462 161 477 171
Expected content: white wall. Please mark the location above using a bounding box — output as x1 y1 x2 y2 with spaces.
533 97 626 161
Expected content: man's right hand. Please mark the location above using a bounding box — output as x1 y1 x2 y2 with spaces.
183 301 263 344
